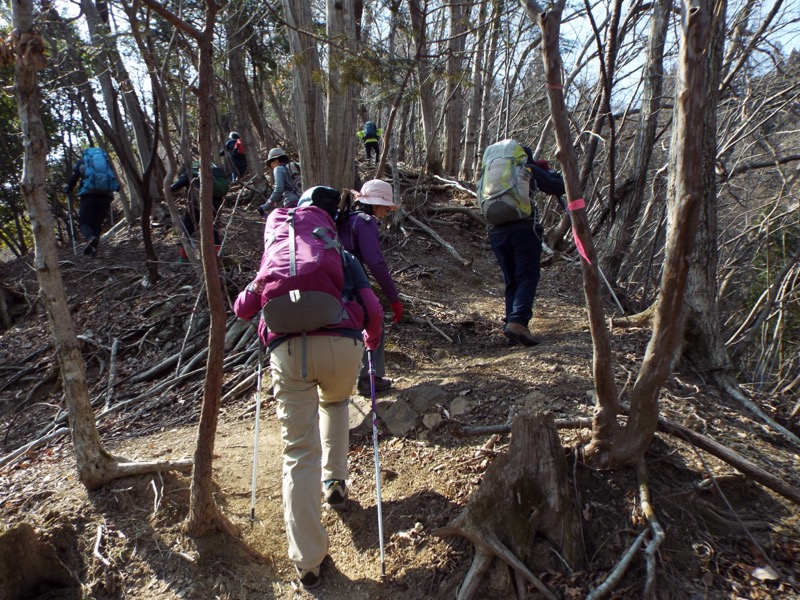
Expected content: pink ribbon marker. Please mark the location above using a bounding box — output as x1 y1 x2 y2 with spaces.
568 198 591 264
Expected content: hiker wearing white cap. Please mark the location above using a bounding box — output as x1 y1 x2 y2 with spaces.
336 179 403 396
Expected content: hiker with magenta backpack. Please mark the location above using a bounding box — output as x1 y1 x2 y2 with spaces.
337 179 403 395
258 147 301 215
220 131 248 181
356 121 382 165
477 140 544 346
170 160 230 261
63 146 120 257
233 186 383 590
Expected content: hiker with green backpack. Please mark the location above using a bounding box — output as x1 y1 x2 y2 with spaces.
170 160 230 261
63 146 120 257
477 139 544 346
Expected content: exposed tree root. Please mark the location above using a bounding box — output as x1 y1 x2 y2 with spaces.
434 414 583 600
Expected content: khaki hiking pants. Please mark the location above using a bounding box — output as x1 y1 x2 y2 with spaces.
270 335 364 571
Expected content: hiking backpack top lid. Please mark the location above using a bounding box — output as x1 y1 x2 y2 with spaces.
477 139 532 226
256 206 347 334
79 147 120 195
364 121 378 138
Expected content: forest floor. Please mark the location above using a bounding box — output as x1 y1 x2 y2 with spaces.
1 174 799 600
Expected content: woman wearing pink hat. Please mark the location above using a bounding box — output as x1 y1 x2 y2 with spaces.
337 179 403 395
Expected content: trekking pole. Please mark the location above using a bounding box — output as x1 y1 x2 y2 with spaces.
65 191 77 256
367 349 386 578
250 341 264 523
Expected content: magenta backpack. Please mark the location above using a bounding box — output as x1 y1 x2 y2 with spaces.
255 206 347 334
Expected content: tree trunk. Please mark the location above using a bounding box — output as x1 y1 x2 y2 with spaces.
282 0 327 187
408 0 443 175
325 0 359 191
600 0 670 285
533 2 620 462
682 0 731 380
12 0 121 490
460 0 488 181
185 0 229 537
477 0 501 171
442 0 467 175
435 414 585 598
601 0 724 466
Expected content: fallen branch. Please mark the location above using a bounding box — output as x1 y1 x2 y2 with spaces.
716 377 800 449
93 524 111 567
0 426 70 469
431 174 478 196
401 210 472 267
657 417 800 505
585 529 648 600
425 205 485 227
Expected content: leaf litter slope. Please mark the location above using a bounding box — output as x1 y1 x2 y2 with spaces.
0 192 798 599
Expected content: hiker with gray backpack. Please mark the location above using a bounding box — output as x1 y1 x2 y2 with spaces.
258 147 301 215
234 186 383 589
477 139 544 346
63 146 120 257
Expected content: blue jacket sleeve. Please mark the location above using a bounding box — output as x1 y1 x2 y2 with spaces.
269 165 287 204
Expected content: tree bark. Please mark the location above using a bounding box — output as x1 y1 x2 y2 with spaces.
282 0 327 186
534 1 620 463
459 0 488 181
600 0 670 285
442 0 467 175
325 0 359 191
408 0 444 175
608 0 724 466
184 0 229 538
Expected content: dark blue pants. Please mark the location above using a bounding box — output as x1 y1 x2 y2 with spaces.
78 193 112 242
365 141 379 163
489 225 543 326
182 195 223 245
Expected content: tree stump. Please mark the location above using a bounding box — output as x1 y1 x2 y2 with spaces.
434 413 585 599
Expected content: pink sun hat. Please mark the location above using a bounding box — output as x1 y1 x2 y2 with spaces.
351 179 399 208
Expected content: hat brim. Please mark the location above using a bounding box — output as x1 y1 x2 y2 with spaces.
356 196 398 207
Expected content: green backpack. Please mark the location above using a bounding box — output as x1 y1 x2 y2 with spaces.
192 162 230 197
476 140 532 225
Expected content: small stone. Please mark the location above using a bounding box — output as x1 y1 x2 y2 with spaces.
422 413 442 429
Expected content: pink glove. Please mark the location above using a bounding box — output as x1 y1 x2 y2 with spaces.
364 329 381 350
391 301 403 323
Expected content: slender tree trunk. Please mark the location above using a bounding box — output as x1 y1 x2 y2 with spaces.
408 0 443 175
183 0 230 537
477 0 501 174
442 0 467 175
533 1 619 465
460 0 488 181
13 0 121 489
600 0 670 284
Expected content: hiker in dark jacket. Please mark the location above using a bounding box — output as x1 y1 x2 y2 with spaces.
337 179 402 395
220 131 248 181
233 186 383 590
63 147 118 257
170 161 227 261
259 147 300 215
487 146 543 346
